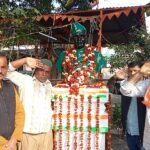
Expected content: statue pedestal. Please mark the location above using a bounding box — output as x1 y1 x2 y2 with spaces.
52 86 109 150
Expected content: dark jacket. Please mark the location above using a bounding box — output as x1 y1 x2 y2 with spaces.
0 80 16 140
107 76 146 143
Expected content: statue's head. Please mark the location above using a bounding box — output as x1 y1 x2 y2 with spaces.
71 22 87 49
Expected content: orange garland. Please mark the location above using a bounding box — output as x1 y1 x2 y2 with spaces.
62 45 96 95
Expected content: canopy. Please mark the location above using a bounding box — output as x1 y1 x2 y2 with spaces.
36 6 149 50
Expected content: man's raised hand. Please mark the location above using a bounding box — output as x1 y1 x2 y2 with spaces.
26 57 43 69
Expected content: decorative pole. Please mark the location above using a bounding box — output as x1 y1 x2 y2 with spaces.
97 10 104 79
96 10 103 51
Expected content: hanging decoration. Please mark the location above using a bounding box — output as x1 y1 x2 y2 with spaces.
52 87 109 149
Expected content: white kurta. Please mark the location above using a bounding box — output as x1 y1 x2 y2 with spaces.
120 79 150 150
6 66 53 134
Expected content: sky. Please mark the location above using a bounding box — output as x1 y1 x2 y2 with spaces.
99 0 150 4
97 0 150 9
53 0 150 11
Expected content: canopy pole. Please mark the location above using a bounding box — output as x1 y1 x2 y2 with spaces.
97 10 103 51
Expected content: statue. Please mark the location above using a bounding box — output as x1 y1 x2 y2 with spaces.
53 22 110 150
56 22 106 94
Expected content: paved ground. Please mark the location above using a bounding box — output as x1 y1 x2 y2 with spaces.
111 94 129 150
110 94 122 104
111 134 128 150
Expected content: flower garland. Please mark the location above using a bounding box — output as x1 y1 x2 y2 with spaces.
53 95 58 150
95 97 100 149
74 97 78 149
79 95 84 149
59 96 63 149
87 95 92 149
62 45 96 95
66 96 71 148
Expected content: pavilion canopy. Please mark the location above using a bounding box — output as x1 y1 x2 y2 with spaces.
36 6 148 49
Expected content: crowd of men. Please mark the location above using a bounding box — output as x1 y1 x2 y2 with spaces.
0 21 150 150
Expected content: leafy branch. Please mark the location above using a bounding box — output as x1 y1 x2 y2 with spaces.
107 26 150 68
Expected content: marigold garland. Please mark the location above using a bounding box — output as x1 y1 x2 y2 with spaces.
80 95 84 149
53 95 58 150
62 45 97 95
53 45 111 149
59 96 63 149
66 96 71 148
96 97 100 149
74 98 78 149
87 95 92 149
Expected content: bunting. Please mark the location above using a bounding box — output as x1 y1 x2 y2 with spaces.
123 9 131 17
132 7 139 14
36 7 141 24
43 15 50 21
103 8 136 20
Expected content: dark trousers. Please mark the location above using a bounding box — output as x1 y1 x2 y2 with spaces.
126 134 142 150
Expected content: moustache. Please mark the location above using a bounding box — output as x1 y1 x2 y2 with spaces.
0 73 4 76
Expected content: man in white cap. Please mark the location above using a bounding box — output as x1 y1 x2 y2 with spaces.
7 57 53 150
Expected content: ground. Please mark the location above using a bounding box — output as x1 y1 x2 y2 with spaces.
111 94 128 150
111 134 128 150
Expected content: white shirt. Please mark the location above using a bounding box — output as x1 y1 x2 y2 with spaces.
120 79 150 149
120 79 150 97
6 65 53 134
120 79 150 123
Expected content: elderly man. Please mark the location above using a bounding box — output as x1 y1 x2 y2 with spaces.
120 60 150 150
0 52 25 150
7 57 53 150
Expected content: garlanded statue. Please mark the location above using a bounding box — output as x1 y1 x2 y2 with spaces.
55 22 111 150
56 22 106 94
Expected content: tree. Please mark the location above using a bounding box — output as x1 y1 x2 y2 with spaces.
0 4 42 46
17 0 55 13
0 0 98 50
107 26 150 68
0 1 47 62
56 0 96 12
0 0 55 13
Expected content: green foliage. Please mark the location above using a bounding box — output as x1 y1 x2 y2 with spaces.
145 7 150 16
111 104 122 129
56 0 92 12
0 0 55 13
0 3 44 48
18 0 55 13
0 0 93 49
107 26 150 68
